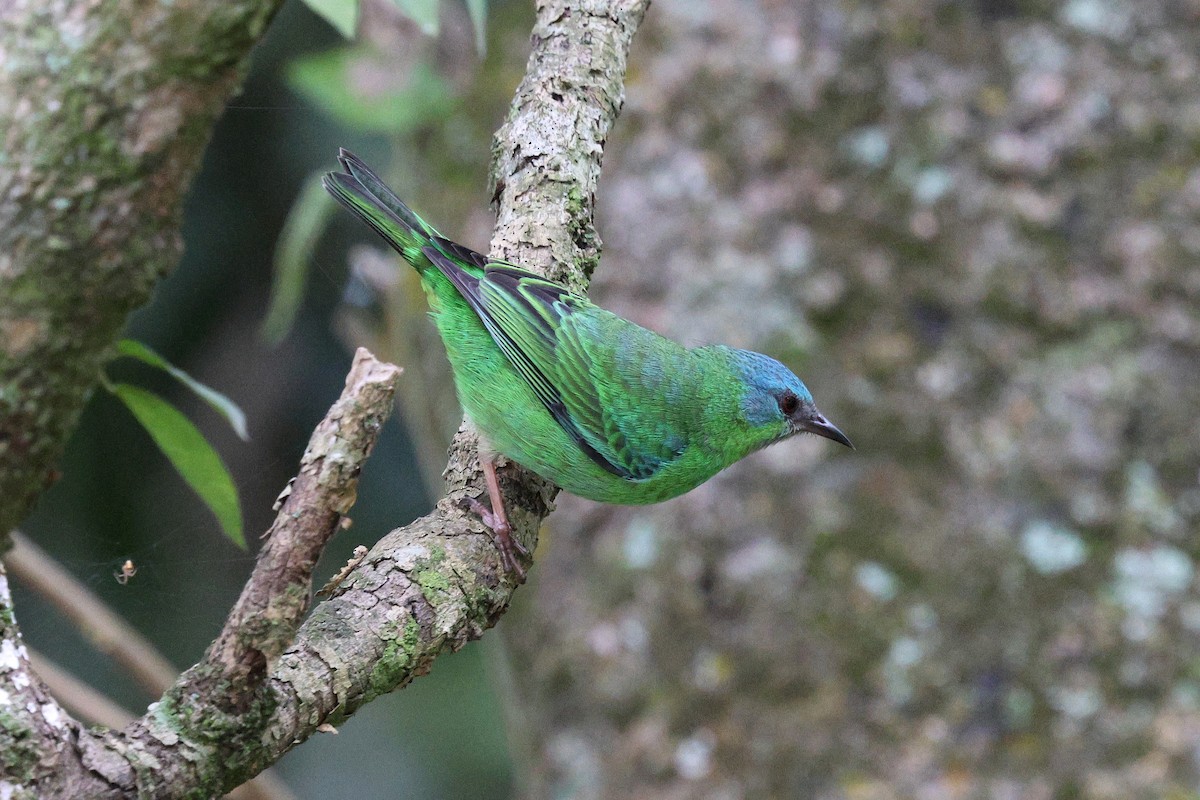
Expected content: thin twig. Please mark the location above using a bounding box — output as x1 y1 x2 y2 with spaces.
200 348 403 694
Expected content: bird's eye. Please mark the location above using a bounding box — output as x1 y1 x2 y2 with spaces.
778 391 800 416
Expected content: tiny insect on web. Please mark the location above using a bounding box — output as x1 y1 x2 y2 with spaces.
114 559 137 585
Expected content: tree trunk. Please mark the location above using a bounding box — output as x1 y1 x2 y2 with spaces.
503 1 1200 797
0 0 653 796
0 0 284 537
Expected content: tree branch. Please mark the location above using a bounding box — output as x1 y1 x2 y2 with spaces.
25 650 300 800
2 347 400 797
200 350 403 702
0 1 651 796
0 0 285 538
1 0 285 795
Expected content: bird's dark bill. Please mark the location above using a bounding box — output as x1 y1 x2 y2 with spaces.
797 410 854 449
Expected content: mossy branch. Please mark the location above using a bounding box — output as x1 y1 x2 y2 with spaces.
0 0 285 539
0 0 650 796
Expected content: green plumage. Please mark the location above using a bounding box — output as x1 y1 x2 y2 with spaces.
324 150 851 508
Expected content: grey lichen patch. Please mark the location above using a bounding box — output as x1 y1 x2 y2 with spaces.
123 85 185 158
0 780 38 800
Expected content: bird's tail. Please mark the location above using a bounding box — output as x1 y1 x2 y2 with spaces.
322 148 439 273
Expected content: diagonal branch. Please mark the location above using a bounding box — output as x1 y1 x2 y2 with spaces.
6 1 651 797
201 350 402 700
1 346 399 798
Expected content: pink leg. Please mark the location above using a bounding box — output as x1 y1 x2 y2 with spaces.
464 458 529 580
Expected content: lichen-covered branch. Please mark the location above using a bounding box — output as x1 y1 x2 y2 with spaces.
0 0 650 796
0 561 96 798
1 0 282 794
201 350 402 697
489 0 649 286
81 349 402 799
0 0 284 538
1 347 398 798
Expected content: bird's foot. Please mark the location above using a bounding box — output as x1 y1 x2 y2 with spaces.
462 496 529 582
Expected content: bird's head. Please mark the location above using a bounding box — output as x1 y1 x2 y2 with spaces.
725 348 854 450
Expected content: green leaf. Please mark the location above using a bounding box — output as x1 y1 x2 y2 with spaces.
116 339 249 441
288 47 455 134
110 383 245 549
261 173 335 344
392 0 439 36
301 0 359 38
466 0 487 56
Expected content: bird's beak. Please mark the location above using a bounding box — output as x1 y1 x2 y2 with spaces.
796 407 854 449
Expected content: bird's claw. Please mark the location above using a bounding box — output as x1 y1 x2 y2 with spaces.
461 497 528 582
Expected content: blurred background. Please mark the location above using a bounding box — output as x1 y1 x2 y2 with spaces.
11 0 1200 798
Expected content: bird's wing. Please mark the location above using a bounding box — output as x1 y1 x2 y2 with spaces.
422 242 684 481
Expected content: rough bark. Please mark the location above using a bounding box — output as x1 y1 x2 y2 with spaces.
504 1 1200 798
1 348 402 798
0 0 650 796
0 0 285 538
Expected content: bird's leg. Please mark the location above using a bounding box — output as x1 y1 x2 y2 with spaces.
463 458 529 581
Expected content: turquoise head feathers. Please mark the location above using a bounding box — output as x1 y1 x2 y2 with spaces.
724 347 852 448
